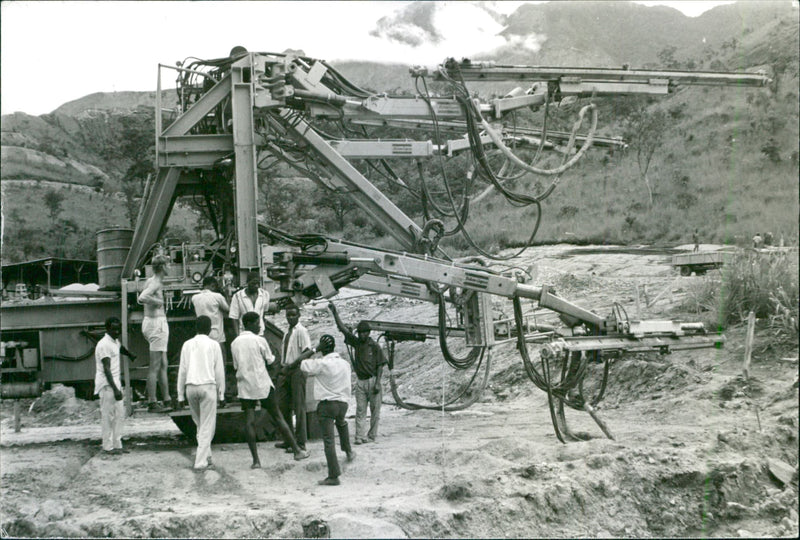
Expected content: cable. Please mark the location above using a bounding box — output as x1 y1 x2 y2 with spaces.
386 339 491 411
435 289 482 370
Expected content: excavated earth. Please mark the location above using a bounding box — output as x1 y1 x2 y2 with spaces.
1 244 798 538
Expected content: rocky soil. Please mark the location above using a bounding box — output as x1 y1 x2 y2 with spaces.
1 245 797 538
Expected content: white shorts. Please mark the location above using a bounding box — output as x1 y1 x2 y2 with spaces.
142 317 169 352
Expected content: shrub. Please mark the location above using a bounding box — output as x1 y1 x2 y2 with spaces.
760 138 782 163
683 251 798 345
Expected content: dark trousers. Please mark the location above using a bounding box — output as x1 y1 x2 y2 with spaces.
242 388 301 458
276 368 307 447
317 400 351 479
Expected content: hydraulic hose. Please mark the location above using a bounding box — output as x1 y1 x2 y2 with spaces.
387 345 491 412
479 103 598 177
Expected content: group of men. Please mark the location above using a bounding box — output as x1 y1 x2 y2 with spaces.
94 262 387 485
753 231 780 249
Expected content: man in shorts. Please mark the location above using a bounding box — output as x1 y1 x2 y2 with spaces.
232 312 310 468
137 255 174 412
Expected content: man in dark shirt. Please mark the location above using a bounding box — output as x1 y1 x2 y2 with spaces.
329 303 387 444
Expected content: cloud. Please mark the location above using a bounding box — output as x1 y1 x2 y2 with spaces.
369 1 544 60
371 2 443 46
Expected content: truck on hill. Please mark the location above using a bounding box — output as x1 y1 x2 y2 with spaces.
671 250 733 276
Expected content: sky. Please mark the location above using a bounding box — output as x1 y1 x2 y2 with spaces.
1 0 742 116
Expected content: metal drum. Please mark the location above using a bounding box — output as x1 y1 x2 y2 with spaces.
0 381 43 399
96 228 133 290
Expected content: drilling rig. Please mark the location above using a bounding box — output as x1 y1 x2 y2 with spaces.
1 47 769 442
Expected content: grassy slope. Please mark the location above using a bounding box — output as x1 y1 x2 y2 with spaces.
0 182 198 263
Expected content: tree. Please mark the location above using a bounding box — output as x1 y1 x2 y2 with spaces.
259 176 297 228
623 102 667 207
122 181 142 227
43 188 66 224
769 58 788 96
657 46 679 69
760 138 781 163
314 187 356 231
54 218 79 257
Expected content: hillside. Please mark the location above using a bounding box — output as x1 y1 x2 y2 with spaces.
52 91 178 117
1 1 797 265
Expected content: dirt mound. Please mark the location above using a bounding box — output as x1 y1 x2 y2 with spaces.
587 356 708 408
718 374 766 401
27 384 98 426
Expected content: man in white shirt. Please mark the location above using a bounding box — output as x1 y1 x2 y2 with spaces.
229 271 270 336
276 305 314 452
232 311 309 468
177 315 225 471
191 276 230 359
94 316 135 455
301 334 355 486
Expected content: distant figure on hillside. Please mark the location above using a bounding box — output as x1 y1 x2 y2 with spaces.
764 231 774 247
752 233 764 249
137 254 174 413
692 229 700 252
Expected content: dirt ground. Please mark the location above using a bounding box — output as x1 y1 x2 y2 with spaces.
1 244 798 538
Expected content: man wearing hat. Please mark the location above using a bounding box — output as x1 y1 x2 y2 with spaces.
329 303 387 444
300 334 355 486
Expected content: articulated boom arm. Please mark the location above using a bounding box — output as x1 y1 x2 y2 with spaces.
423 59 769 94
261 236 718 345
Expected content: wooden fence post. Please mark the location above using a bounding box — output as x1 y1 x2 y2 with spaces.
14 400 21 432
743 311 756 379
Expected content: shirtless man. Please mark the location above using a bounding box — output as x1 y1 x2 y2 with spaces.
137 255 174 412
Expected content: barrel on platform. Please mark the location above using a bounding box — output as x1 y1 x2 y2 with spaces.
97 228 133 290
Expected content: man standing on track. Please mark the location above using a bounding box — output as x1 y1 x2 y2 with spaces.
137 254 174 412
178 315 225 471
191 276 230 360
232 311 310 468
329 303 387 444
229 271 271 336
